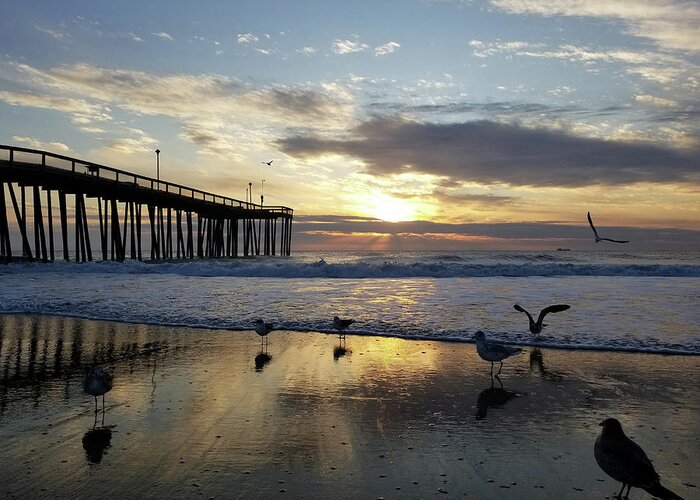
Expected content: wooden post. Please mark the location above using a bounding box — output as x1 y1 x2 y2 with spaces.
58 190 69 261
80 194 92 261
0 183 12 262
148 205 157 260
33 186 48 261
136 203 143 260
8 184 33 260
167 207 172 259
110 198 122 261
130 201 136 260
46 189 54 261
186 211 193 258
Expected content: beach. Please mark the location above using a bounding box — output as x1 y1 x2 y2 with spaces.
1 314 697 499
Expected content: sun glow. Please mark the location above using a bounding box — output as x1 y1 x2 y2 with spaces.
366 193 418 222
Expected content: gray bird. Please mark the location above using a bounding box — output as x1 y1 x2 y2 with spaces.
588 212 629 243
513 303 571 336
253 319 273 345
595 418 684 500
262 160 273 166
333 316 355 338
84 366 113 413
473 330 523 375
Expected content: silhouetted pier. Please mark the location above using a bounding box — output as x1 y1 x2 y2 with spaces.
0 145 293 262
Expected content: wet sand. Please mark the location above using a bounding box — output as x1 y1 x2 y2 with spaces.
0 314 698 499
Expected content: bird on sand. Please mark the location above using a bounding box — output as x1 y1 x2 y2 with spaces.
84 366 113 413
513 303 571 337
333 316 355 338
588 212 629 243
253 319 273 345
473 331 523 375
595 418 684 500
262 160 273 166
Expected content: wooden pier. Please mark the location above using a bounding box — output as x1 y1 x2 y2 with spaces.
0 145 293 263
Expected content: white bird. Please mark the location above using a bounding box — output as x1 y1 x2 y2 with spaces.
253 319 273 345
84 366 113 413
513 303 571 336
262 160 273 166
473 331 523 375
595 418 683 500
588 212 629 243
333 316 355 338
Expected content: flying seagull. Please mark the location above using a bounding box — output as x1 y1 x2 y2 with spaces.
513 304 571 337
473 331 523 376
262 160 273 166
588 212 629 243
595 418 683 500
333 316 355 338
84 366 113 413
253 319 273 345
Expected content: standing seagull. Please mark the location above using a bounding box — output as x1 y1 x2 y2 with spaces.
588 212 629 243
595 418 683 500
473 331 523 376
84 366 113 413
253 319 273 345
513 304 571 337
262 160 273 166
333 316 355 339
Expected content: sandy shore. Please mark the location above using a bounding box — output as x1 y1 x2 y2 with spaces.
0 314 698 499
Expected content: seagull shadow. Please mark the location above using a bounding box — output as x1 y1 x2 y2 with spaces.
254 344 272 371
82 412 115 464
475 375 522 420
333 337 351 361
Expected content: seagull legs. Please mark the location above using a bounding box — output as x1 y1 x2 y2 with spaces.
615 483 627 499
94 395 99 413
496 361 504 376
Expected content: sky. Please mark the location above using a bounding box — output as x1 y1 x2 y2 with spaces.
1 0 699 251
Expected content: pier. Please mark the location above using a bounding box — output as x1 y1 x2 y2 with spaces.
0 145 293 263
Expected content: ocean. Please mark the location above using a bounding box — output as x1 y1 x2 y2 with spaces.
1 250 698 354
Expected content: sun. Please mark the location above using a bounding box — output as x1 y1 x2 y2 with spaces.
368 194 417 222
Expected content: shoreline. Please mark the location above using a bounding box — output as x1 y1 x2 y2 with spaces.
1 314 698 499
0 311 697 357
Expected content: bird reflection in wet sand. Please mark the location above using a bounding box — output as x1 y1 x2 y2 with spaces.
473 330 523 376
84 365 113 413
475 375 521 420
333 336 351 360
254 341 272 371
595 418 684 500
333 316 355 340
82 425 113 464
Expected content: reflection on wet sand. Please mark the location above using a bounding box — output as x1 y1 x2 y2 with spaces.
254 341 272 371
475 375 521 420
0 315 697 499
333 336 351 360
528 347 562 380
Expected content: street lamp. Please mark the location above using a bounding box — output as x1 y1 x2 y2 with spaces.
249 182 253 206
155 148 161 186
261 179 265 206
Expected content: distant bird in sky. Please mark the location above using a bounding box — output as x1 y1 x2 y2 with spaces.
587 212 629 243
333 316 355 338
595 418 684 500
262 160 273 166
513 303 571 337
84 366 113 413
253 319 273 345
473 330 523 376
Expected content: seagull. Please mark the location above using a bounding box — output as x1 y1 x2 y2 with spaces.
588 212 629 244
253 319 273 345
473 331 523 376
262 160 273 166
595 418 684 500
333 316 355 338
513 303 571 336
84 366 113 413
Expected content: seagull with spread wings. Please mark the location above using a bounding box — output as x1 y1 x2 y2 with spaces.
513 304 571 337
588 212 629 243
262 160 273 166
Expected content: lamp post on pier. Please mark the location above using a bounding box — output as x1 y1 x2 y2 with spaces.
155 148 161 188
261 179 265 207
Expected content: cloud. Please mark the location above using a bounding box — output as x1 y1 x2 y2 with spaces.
34 25 69 40
375 42 401 56
280 116 700 187
153 32 174 41
12 136 72 153
332 39 369 54
0 90 111 124
635 94 679 108
489 0 700 52
237 33 259 44
297 46 317 56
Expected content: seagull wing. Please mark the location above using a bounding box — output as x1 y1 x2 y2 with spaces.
536 304 571 325
600 237 629 244
513 304 534 323
587 212 600 239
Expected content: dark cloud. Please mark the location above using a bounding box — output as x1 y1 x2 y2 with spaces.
280 117 700 187
292 215 700 251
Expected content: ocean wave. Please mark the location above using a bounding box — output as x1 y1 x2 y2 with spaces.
2 259 699 278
